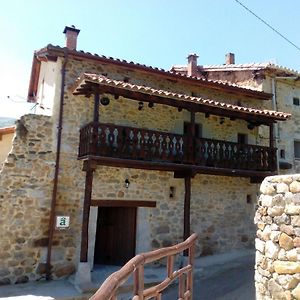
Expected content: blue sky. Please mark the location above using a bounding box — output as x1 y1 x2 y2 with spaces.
1 0 300 118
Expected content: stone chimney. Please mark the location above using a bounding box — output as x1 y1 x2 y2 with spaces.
63 25 80 50
225 53 235 65
187 53 199 77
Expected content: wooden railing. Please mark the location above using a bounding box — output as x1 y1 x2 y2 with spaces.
79 122 276 172
195 137 276 171
90 233 198 300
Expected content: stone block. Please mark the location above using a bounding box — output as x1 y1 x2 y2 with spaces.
270 231 281 243
53 262 75 278
274 261 300 274
274 214 291 225
265 240 280 259
292 216 300 227
280 224 295 236
276 183 289 194
292 283 300 299
256 238 265 253
285 205 300 215
260 195 273 207
268 279 286 299
290 181 300 193
260 180 276 195
279 233 294 251
286 249 298 262
268 206 284 217
294 237 300 248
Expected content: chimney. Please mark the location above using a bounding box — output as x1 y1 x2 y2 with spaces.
187 53 199 77
225 53 235 65
63 25 80 50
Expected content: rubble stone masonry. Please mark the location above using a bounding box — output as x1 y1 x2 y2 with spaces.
255 174 300 299
0 57 261 284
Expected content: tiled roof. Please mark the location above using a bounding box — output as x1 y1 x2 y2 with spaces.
200 62 300 76
35 45 272 100
0 126 15 135
72 73 290 121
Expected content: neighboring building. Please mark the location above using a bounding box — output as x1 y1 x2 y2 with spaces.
0 126 15 168
0 27 290 285
172 53 300 174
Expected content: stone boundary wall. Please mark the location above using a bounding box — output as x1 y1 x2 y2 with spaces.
255 175 300 299
0 114 55 284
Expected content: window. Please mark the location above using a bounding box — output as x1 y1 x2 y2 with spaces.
237 133 248 145
184 122 202 138
280 149 285 159
293 97 300 106
294 141 300 159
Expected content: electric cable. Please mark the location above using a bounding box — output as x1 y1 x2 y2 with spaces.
234 0 300 52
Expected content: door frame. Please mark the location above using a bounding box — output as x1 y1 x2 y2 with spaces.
89 200 156 268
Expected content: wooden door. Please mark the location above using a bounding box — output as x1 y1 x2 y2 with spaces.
94 207 137 265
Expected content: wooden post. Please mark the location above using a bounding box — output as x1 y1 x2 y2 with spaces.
91 92 100 155
80 161 95 262
190 112 195 164
93 92 100 123
269 123 274 149
269 123 276 170
184 177 191 256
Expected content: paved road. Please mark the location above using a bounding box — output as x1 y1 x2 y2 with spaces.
162 256 255 300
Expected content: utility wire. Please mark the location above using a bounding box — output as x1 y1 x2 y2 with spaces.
234 0 300 52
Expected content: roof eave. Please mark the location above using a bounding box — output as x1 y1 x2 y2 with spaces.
72 75 290 124
35 45 272 101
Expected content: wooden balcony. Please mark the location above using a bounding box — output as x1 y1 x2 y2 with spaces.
78 122 277 177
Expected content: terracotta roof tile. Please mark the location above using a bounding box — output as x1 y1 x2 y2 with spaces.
0 126 15 135
72 73 290 121
36 45 272 99
201 62 300 76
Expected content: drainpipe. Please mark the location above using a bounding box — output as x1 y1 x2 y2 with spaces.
46 49 69 280
271 77 280 173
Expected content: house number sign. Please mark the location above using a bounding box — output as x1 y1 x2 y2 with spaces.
56 216 70 229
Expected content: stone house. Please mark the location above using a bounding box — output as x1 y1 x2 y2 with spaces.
172 53 300 174
0 126 15 169
0 27 290 285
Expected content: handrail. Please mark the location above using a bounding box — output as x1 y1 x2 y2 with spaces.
90 233 198 300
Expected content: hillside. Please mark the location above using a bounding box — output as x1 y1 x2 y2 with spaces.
0 117 16 127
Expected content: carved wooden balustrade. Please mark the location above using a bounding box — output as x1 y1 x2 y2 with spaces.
195 138 276 171
90 233 197 300
79 122 277 172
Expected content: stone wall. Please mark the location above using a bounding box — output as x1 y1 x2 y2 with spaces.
255 174 300 299
0 55 262 284
0 115 55 284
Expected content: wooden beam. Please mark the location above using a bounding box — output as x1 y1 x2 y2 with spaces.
183 177 191 256
269 123 274 149
80 166 94 262
79 155 276 178
93 92 100 123
174 170 193 178
91 200 156 208
190 111 195 164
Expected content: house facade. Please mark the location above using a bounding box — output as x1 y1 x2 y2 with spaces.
172 53 300 174
0 27 290 285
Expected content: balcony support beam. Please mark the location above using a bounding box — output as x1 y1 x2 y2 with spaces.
183 176 191 255
269 123 274 149
80 160 96 262
93 92 100 123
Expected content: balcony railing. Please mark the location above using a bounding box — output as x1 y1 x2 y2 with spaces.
79 122 276 172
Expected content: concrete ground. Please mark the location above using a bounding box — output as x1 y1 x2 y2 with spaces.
162 253 255 300
0 249 255 300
